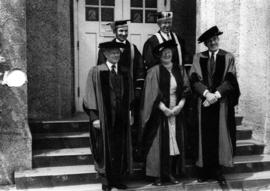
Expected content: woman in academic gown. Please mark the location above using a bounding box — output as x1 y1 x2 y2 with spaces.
141 40 190 185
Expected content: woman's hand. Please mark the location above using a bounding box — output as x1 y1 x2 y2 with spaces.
172 98 186 115
163 107 174 117
159 102 173 117
172 105 183 115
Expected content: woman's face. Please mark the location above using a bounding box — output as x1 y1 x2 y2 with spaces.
160 48 173 64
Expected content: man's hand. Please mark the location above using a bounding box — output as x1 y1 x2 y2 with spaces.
205 92 218 104
203 100 211 107
92 120 100 129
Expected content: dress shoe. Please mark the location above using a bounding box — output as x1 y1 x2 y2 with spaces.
102 184 111 191
153 178 162 186
169 175 179 184
111 183 127 189
197 177 208 182
216 173 226 184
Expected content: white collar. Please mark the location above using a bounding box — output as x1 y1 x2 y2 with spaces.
106 61 118 73
116 38 126 44
160 31 171 40
209 49 219 57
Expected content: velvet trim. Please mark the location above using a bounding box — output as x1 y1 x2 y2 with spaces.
224 72 241 106
213 55 225 90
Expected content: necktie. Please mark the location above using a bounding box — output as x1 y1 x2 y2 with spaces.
111 64 117 75
210 52 215 74
167 33 171 40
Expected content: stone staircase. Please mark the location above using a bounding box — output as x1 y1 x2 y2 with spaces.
14 114 270 190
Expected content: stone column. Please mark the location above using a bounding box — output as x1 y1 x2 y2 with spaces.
239 0 270 146
0 0 31 184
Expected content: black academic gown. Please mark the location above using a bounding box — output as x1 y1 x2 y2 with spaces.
83 63 133 184
141 64 190 179
97 39 145 155
142 31 186 70
97 39 145 95
189 49 240 170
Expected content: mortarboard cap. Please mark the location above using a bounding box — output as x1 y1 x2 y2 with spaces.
198 26 223 43
99 41 126 49
107 19 130 31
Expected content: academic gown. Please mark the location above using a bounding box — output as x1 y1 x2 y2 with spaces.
189 49 240 168
83 63 133 182
141 64 190 178
142 31 186 70
97 39 145 96
97 39 145 157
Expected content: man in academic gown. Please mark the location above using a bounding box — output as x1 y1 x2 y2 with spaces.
142 11 186 70
189 26 240 183
97 20 145 156
83 41 133 191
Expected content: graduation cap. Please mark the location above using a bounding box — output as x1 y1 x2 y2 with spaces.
99 41 126 49
107 19 130 31
153 40 177 55
198 26 223 43
156 11 173 21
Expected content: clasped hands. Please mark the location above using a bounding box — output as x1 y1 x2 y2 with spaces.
203 91 221 107
159 101 184 117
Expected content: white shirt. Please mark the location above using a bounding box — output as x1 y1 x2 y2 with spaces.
203 49 221 98
115 39 126 52
208 49 219 62
160 31 171 41
106 61 118 74
116 38 126 44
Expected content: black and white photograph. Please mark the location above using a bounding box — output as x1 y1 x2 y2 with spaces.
0 0 270 190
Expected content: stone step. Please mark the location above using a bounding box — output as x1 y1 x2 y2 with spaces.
29 120 89 134
185 154 270 177
16 153 270 190
126 170 270 190
15 165 98 190
32 132 90 149
32 126 253 150
17 184 101 191
29 114 243 134
18 170 270 190
236 139 265 155
33 148 93 168
236 126 252 140
32 131 263 156
224 154 270 174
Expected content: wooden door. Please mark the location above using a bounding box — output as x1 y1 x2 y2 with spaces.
74 0 170 111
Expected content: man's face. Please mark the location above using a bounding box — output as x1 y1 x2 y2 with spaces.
104 48 121 64
158 19 172 34
115 26 128 42
205 36 220 52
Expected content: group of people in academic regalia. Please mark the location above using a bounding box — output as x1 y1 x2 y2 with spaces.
83 11 240 191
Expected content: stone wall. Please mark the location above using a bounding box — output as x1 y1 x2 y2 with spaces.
196 0 270 151
27 0 74 120
0 0 31 184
